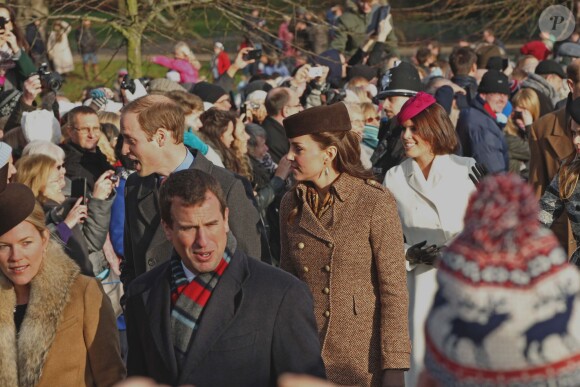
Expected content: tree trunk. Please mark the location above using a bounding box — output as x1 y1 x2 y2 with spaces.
126 29 142 78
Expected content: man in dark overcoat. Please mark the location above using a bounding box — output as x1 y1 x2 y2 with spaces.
124 169 325 386
120 95 262 291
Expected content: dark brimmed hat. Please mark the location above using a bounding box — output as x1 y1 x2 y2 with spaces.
535 59 567 79
478 70 510 95
191 82 227 104
0 165 37 236
376 61 422 99
283 102 351 139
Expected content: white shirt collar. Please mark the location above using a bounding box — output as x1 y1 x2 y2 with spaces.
181 261 196 282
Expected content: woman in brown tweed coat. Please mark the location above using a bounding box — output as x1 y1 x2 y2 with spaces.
279 103 410 387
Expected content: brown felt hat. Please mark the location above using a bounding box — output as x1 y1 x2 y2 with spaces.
283 102 352 139
0 164 37 236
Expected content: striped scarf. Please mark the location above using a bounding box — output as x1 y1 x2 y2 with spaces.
169 249 232 369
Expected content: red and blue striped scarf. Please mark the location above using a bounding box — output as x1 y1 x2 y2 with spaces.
169 249 231 369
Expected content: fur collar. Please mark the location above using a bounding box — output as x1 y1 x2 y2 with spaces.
0 241 80 387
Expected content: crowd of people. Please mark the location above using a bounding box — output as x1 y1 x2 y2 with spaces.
4 1 580 387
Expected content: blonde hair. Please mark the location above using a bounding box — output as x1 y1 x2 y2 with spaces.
360 102 378 121
14 154 56 204
175 41 199 69
97 111 121 130
505 89 540 136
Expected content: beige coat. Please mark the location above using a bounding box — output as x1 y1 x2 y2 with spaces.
529 107 576 256
280 173 410 387
0 241 125 387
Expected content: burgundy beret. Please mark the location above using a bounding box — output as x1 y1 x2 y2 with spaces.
283 102 352 139
0 165 37 236
396 91 436 124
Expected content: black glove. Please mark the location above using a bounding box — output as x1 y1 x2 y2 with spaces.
406 240 441 266
469 163 489 186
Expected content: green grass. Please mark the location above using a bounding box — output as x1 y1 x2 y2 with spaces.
59 58 215 101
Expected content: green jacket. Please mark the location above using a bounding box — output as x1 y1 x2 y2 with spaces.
330 3 397 57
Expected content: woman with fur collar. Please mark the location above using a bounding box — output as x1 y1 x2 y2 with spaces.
0 166 125 387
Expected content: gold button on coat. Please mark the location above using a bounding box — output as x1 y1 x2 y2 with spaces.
297 242 305 249
327 242 334 248
323 287 330 294
324 310 330 317
324 265 331 272
303 266 309 273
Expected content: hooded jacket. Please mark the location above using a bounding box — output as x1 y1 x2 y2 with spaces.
0 241 125 387
521 73 558 116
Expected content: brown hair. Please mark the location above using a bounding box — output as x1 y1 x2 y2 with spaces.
410 103 458 155
287 130 374 223
449 47 477 76
0 5 28 51
558 153 580 200
67 106 98 129
166 90 204 114
122 95 185 143
159 169 227 227
14 154 56 204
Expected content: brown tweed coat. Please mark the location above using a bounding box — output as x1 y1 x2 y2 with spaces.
280 173 410 387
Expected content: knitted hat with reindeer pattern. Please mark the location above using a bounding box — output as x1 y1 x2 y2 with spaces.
424 174 580 386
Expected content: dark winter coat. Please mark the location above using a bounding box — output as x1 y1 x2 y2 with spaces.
125 245 326 386
456 96 509 173
61 142 113 190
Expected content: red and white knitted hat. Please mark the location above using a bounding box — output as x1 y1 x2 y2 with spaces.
424 174 580 386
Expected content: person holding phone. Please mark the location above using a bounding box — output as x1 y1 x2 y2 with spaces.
504 88 539 179
0 4 36 92
14 153 116 276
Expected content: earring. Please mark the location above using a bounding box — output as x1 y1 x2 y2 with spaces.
324 166 329 176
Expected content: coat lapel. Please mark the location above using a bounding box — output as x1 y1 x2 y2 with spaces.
144 265 178 380
403 158 442 210
548 108 574 161
294 184 334 244
136 173 160 226
178 250 247 384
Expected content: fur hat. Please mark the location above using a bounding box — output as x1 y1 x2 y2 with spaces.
377 61 422 99
478 70 510 95
0 165 37 236
21 110 62 144
424 174 580 386
283 102 351 139
191 82 227 104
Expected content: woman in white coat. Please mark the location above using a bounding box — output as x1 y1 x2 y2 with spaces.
47 20 74 75
383 92 476 387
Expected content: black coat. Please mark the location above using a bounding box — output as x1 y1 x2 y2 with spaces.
370 119 405 182
61 142 113 190
121 151 262 290
262 116 288 164
125 246 326 386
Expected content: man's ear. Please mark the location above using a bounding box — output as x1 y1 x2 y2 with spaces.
223 207 230 234
154 127 169 147
161 219 173 241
